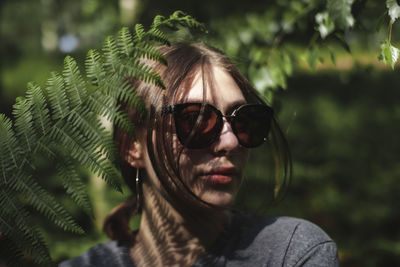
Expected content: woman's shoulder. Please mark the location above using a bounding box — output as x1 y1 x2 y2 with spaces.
215 212 339 266
243 214 334 245
58 240 134 267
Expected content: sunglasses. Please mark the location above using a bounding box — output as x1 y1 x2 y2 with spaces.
162 103 273 149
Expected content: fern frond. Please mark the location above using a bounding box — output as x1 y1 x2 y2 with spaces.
114 79 146 116
132 23 146 43
63 56 88 107
146 27 171 46
0 188 51 265
26 82 52 137
67 107 116 161
6 174 84 234
132 42 168 65
151 15 166 28
169 10 207 31
92 68 144 118
117 27 134 57
57 159 93 216
13 98 36 153
0 11 207 265
50 123 122 191
86 91 135 138
151 10 206 32
86 49 105 86
119 59 165 88
0 115 22 183
46 72 69 120
103 35 120 72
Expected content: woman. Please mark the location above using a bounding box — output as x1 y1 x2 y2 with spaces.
60 43 338 266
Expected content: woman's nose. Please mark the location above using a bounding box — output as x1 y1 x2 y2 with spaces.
211 118 240 154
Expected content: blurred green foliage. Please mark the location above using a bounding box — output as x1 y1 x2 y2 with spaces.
1 0 400 266
273 68 400 266
236 67 400 267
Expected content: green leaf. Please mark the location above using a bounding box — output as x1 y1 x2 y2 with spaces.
379 41 399 69
334 33 351 53
375 11 388 31
387 0 400 22
57 159 93 216
26 82 52 137
307 45 321 70
86 49 105 88
13 98 36 153
315 12 335 39
133 24 146 43
132 42 168 65
0 188 52 265
146 27 170 46
249 66 275 93
46 72 69 120
63 56 87 107
329 49 337 65
0 115 22 178
9 175 85 234
327 0 355 30
117 27 134 57
102 36 120 72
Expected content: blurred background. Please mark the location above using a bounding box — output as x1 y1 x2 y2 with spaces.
1 0 399 266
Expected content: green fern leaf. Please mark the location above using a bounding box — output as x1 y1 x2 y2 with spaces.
13 98 37 153
133 23 146 43
0 115 22 183
170 10 206 30
0 188 52 265
7 174 84 234
103 35 120 72
26 82 52 137
67 106 116 161
117 27 134 57
86 91 136 138
50 123 122 191
63 56 88 107
146 27 171 46
119 59 165 89
115 79 146 115
57 159 93 216
151 15 166 28
132 42 168 65
46 72 70 120
0 11 207 265
86 49 105 86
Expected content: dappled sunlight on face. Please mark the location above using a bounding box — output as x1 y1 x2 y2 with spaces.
173 66 249 208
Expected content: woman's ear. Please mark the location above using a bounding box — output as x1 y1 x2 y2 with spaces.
125 141 145 168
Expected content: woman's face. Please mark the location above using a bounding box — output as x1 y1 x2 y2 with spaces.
138 65 250 209
172 66 250 208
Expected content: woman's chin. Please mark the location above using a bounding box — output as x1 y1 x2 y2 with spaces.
199 190 236 208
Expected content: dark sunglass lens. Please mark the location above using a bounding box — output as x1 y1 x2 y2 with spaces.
175 104 221 149
175 104 200 136
234 105 272 147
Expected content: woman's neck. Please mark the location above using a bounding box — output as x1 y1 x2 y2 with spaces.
130 182 228 267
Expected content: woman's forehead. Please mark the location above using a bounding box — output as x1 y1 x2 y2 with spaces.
178 66 246 110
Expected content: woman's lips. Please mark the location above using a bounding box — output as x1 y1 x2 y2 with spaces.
199 167 237 185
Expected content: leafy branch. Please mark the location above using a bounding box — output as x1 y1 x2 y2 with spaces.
380 0 400 69
209 0 358 103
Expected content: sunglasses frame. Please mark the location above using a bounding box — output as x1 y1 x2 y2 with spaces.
162 102 273 149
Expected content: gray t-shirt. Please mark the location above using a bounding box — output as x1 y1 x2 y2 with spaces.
60 213 339 266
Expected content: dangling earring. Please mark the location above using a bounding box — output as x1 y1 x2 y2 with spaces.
135 168 142 212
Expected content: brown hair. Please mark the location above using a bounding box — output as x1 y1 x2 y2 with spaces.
104 42 292 240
